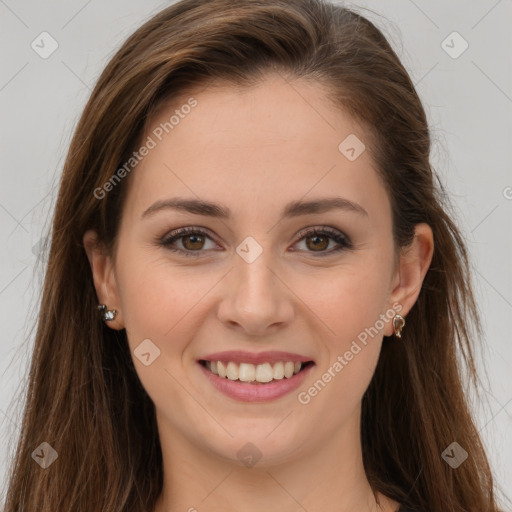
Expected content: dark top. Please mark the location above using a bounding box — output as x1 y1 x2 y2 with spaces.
398 506 420 512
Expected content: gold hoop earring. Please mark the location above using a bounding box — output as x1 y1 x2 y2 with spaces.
393 314 405 338
97 304 117 322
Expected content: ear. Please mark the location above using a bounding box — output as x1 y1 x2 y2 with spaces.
83 230 125 330
384 223 434 336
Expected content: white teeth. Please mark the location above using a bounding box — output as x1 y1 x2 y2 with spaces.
255 362 274 383
204 360 306 383
238 362 256 382
273 361 284 379
226 361 239 381
284 361 294 378
217 361 227 378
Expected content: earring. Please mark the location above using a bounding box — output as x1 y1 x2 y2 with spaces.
392 314 405 338
98 304 117 322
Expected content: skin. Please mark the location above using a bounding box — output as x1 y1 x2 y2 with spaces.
84 73 434 512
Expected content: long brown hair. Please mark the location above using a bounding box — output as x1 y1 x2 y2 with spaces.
3 1 503 510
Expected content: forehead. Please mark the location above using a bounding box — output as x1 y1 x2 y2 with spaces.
123 74 390 227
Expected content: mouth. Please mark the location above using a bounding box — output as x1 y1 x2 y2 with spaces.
197 358 316 402
198 359 315 384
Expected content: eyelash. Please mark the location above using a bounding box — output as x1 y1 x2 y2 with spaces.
158 226 352 258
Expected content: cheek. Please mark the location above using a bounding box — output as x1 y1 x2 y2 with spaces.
296 256 391 347
296 286 384 430
116 250 224 363
115 251 193 351
115 255 208 418
292 256 391 414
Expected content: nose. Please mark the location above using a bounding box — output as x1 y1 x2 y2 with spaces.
217 254 295 336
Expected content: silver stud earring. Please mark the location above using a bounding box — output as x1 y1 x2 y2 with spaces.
392 314 406 338
98 304 117 322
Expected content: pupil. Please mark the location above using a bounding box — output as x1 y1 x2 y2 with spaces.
308 235 327 250
185 235 203 249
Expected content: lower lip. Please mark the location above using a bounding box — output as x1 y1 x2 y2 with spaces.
198 361 315 402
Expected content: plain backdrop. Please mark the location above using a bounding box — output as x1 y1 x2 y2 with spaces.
0 0 511 508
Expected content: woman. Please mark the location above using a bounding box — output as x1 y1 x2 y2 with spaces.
3 0 503 511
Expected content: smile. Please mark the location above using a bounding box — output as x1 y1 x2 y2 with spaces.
201 359 312 383
198 359 315 402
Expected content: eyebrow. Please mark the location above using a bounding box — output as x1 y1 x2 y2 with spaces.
141 196 369 220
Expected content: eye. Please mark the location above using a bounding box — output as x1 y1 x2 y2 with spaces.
159 226 218 257
292 226 352 256
158 225 352 257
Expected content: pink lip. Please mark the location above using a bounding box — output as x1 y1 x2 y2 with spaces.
198 350 314 365
198 361 315 402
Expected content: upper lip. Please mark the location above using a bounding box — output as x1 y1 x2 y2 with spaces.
199 350 314 365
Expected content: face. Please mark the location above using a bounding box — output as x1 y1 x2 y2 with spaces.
86 73 431 468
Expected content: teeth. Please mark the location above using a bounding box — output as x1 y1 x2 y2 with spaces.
204 360 305 383
210 361 219 375
255 362 273 383
226 361 239 381
217 361 227 378
284 361 294 378
239 362 256 382
273 361 284 379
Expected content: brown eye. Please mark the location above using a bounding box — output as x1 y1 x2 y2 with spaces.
159 226 352 258
305 233 329 251
182 233 206 250
293 227 352 257
160 227 217 257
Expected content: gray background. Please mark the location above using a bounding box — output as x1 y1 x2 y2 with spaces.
1 0 511 508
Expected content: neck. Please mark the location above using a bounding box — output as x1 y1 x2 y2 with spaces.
152 408 399 512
